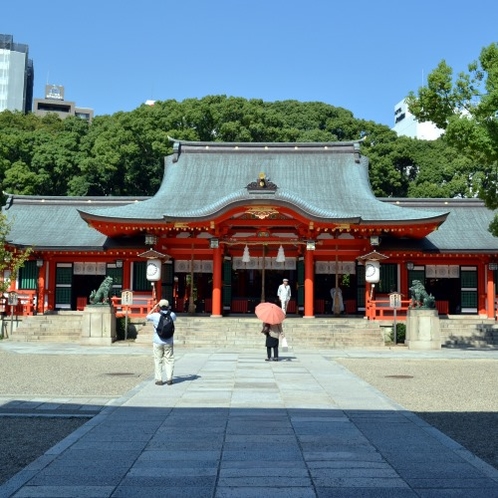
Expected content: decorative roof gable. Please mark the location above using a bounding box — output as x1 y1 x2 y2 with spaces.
79 139 448 230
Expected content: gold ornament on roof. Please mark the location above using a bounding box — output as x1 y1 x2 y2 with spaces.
246 173 277 191
245 207 279 219
259 172 266 187
174 222 190 229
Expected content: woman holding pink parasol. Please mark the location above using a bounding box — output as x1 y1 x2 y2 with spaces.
256 302 285 361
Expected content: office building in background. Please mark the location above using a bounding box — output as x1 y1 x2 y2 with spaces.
0 34 34 113
392 98 443 140
33 84 94 123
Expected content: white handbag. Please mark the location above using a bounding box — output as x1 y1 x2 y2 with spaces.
281 336 288 351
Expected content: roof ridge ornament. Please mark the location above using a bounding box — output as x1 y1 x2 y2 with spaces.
354 142 361 163
172 141 180 163
247 172 277 192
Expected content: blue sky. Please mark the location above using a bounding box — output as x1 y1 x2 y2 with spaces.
3 0 498 127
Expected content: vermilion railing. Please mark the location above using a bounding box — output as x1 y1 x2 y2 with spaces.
111 295 154 318
367 299 449 320
0 291 37 317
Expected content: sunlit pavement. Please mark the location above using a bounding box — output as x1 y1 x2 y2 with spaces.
1 343 498 497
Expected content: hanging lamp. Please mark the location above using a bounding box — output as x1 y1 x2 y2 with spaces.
276 245 286 263
242 245 251 263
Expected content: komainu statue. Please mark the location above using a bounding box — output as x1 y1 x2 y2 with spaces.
409 279 436 309
89 276 113 305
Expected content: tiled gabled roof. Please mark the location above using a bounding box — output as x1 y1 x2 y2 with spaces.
2 194 148 249
2 195 497 254
78 140 448 226
382 198 498 252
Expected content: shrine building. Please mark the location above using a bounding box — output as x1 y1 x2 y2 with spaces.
3 138 498 321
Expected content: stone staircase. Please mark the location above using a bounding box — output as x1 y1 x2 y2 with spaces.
135 316 385 349
5 312 83 343
439 316 498 348
4 312 498 349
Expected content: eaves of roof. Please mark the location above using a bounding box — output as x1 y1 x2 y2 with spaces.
3 193 497 253
79 140 446 225
2 194 148 250
382 198 498 252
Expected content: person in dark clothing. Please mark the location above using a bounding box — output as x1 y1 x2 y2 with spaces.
262 322 283 361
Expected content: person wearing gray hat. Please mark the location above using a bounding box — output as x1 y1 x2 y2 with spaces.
146 299 177 386
277 278 291 313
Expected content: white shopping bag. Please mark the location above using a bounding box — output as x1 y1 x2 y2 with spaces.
281 336 288 352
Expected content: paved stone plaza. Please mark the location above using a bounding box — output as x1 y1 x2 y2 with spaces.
0 342 497 497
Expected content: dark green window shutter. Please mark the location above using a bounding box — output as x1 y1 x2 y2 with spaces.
55 265 73 308
461 269 477 288
133 262 149 291
56 266 72 285
55 287 71 306
19 261 37 290
461 290 477 308
378 263 397 293
461 267 477 311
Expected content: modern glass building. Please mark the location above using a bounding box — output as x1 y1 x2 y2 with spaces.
0 34 34 113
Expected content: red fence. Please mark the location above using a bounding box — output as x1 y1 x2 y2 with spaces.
111 295 154 318
368 298 449 320
0 291 36 317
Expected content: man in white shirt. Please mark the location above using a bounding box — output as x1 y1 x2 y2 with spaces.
277 278 291 313
146 299 177 386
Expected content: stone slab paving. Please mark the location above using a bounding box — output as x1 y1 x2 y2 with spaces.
1 347 498 497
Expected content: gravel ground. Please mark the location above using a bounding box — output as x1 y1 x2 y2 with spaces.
1 347 497 486
0 348 153 485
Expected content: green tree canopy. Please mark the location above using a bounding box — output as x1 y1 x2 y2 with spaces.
407 42 498 234
0 94 486 202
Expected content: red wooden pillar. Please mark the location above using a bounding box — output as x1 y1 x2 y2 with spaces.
486 267 495 319
37 263 45 314
304 249 314 318
211 246 222 317
122 260 131 291
365 282 373 319
47 261 56 312
478 263 487 317
400 263 409 298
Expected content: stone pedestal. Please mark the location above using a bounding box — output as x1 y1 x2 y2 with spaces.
406 309 441 350
81 305 116 345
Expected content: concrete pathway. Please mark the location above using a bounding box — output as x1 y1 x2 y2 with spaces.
2 345 498 497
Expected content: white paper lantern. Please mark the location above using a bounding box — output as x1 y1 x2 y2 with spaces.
365 260 380 283
146 259 162 281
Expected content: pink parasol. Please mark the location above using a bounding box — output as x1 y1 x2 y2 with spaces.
255 302 286 325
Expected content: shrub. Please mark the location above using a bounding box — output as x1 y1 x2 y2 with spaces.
396 323 406 343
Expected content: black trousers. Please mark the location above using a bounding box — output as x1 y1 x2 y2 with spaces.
267 346 279 358
266 335 279 359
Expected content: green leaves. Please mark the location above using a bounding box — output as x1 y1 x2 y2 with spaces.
0 90 494 216
408 42 498 235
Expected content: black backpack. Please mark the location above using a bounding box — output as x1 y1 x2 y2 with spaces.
156 310 175 339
